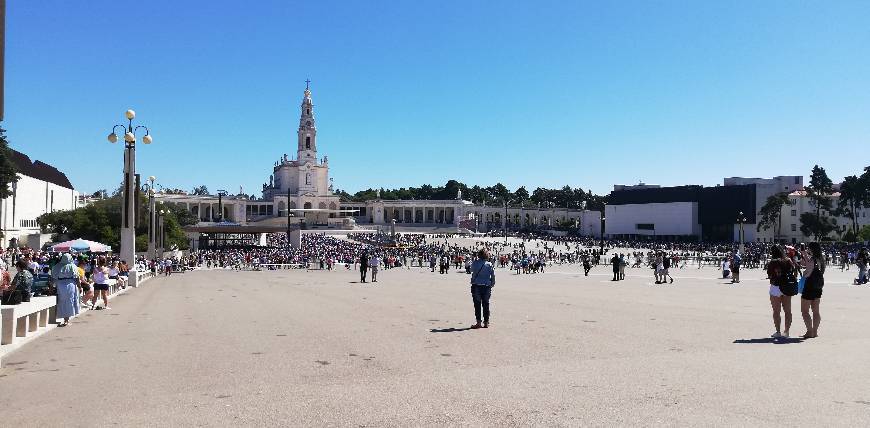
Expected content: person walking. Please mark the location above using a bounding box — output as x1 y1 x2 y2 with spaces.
661 253 674 284
359 252 369 283
800 242 825 338
582 255 591 276
52 254 81 327
469 249 496 329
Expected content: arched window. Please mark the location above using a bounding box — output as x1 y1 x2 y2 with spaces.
306 108 310 115
305 136 311 149
306 120 311 127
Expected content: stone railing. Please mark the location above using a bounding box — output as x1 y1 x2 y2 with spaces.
0 271 158 365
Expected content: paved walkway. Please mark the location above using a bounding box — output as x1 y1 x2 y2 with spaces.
1 265 869 426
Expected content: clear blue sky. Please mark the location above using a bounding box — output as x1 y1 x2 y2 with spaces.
5 1 870 196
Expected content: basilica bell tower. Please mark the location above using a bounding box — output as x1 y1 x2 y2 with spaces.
297 80 317 162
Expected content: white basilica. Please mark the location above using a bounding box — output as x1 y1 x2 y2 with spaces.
260 83 341 225
155 84 600 239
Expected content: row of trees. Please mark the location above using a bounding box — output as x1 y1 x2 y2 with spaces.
335 180 609 212
37 195 198 252
758 165 870 242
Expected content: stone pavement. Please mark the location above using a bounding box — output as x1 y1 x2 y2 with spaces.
0 261 868 426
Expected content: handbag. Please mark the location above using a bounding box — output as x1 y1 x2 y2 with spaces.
798 276 806 294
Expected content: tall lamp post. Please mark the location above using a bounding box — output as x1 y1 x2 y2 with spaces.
600 203 607 253
157 209 166 257
107 109 152 288
216 189 227 222
142 176 162 261
737 211 747 253
503 199 508 245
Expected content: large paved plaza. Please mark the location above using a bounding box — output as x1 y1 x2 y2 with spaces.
1 249 869 426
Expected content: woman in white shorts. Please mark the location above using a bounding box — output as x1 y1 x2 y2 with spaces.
766 246 794 338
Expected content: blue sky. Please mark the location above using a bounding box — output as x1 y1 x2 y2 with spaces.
5 1 870 196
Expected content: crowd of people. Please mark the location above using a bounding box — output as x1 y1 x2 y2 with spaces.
1 230 867 335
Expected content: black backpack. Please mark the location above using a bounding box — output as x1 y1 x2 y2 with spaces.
778 261 799 296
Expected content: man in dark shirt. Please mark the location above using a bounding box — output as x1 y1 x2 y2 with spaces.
611 254 620 281
359 252 369 283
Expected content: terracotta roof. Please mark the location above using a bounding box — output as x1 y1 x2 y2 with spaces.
9 149 74 189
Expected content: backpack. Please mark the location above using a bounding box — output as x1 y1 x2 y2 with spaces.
778 261 799 296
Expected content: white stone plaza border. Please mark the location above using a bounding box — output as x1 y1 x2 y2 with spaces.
0 270 157 367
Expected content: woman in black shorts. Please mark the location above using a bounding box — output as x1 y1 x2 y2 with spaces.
91 257 111 310
800 242 825 338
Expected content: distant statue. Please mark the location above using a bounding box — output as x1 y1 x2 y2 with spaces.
376 189 381 199
457 189 462 200
323 155 328 164
269 175 273 186
262 183 267 191
329 178 334 192
283 153 288 163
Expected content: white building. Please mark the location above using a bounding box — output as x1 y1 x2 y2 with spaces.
157 84 601 239
756 189 870 243
605 176 803 242
1 150 79 248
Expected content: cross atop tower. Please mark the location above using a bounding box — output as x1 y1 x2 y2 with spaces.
305 78 311 90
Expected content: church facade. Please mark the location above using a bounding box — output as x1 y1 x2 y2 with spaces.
156 84 599 234
260 83 341 225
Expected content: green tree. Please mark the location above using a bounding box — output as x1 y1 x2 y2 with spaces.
805 165 834 240
0 127 20 200
859 225 870 242
488 183 511 204
799 212 837 241
837 175 868 235
191 185 210 196
757 192 790 240
38 194 190 252
513 186 529 205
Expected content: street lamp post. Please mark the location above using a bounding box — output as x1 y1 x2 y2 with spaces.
737 211 747 253
287 187 298 245
503 199 508 245
142 176 162 261
216 189 227 222
157 209 167 257
107 109 152 288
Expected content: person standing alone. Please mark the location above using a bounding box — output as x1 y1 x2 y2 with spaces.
359 252 369 283
369 254 380 283
469 249 496 329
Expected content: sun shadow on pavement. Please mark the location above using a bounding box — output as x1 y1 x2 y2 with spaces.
430 327 473 333
733 337 805 345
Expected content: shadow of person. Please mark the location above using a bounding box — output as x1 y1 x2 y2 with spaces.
733 337 804 345
430 327 473 333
